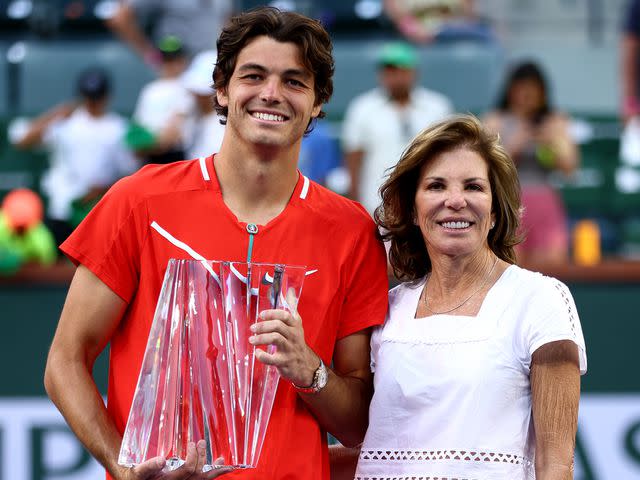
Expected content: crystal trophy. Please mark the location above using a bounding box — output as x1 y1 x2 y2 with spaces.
118 259 306 471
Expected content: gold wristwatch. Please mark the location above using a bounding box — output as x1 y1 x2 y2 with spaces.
293 358 328 394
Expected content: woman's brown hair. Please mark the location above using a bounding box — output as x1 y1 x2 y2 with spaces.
375 114 523 281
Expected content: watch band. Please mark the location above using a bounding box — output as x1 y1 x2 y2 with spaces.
292 358 328 394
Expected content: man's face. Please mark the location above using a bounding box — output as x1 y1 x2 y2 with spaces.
216 35 321 150
379 65 416 99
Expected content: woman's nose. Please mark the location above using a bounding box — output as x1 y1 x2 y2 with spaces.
444 189 467 209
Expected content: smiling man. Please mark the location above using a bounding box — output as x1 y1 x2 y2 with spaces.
44 7 388 480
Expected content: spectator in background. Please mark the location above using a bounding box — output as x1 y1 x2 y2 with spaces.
127 35 195 165
10 67 138 249
483 61 579 266
621 0 640 122
181 49 226 159
0 188 57 275
342 41 453 215
383 0 495 44
105 0 233 67
299 120 343 188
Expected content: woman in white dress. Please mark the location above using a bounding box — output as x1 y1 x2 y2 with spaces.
331 114 586 480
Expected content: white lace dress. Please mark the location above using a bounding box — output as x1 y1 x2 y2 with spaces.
355 265 587 480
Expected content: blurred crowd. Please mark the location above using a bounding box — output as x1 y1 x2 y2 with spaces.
0 0 637 277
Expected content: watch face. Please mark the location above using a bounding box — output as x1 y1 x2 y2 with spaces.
316 362 328 390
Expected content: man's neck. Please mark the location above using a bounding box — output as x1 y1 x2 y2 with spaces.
214 141 301 225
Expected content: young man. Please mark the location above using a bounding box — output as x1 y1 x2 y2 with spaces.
44 7 388 480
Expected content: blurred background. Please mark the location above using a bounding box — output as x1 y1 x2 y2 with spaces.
0 0 638 479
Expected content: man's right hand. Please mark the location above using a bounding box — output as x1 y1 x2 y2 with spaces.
120 441 234 479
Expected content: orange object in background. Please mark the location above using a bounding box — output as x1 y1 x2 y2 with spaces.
573 219 602 266
1 188 44 231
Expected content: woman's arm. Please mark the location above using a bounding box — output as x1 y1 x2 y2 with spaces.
538 114 579 175
530 339 581 480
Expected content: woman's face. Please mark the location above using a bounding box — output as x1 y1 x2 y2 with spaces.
508 78 544 116
414 147 495 259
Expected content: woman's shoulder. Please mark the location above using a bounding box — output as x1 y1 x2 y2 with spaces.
505 265 573 308
388 279 424 307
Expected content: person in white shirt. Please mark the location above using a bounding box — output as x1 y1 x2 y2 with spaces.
11 67 138 248
180 49 226 159
342 41 453 215
331 114 586 480
130 35 195 164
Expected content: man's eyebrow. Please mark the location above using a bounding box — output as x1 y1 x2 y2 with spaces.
237 63 267 73
236 63 312 80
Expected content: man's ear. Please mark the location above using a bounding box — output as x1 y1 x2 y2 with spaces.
311 103 322 119
216 87 228 108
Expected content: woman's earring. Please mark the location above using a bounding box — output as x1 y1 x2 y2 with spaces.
490 221 496 229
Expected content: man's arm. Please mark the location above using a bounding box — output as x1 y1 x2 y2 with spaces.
105 3 159 66
44 265 161 478
530 340 581 480
328 444 360 480
13 102 76 149
44 265 231 479
300 329 373 447
251 304 374 447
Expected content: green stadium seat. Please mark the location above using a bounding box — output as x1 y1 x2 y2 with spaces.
619 217 640 258
556 138 619 218
12 39 156 116
612 164 640 214
327 39 505 121
0 143 48 200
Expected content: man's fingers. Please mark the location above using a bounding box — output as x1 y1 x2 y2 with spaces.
128 456 165 478
166 442 197 477
254 347 283 366
204 457 234 478
249 331 286 349
258 308 299 326
251 319 290 336
194 439 208 476
285 287 299 312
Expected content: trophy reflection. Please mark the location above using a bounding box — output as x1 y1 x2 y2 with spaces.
118 259 306 471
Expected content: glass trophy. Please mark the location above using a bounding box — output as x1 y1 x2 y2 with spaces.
118 259 306 471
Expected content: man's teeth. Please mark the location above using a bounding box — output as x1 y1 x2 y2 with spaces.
442 221 470 229
253 112 285 122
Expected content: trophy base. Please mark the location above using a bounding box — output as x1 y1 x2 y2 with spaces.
165 457 255 472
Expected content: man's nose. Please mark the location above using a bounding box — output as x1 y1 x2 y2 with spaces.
260 77 283 103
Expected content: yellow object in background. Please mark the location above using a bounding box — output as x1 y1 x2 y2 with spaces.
573 219 601 266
